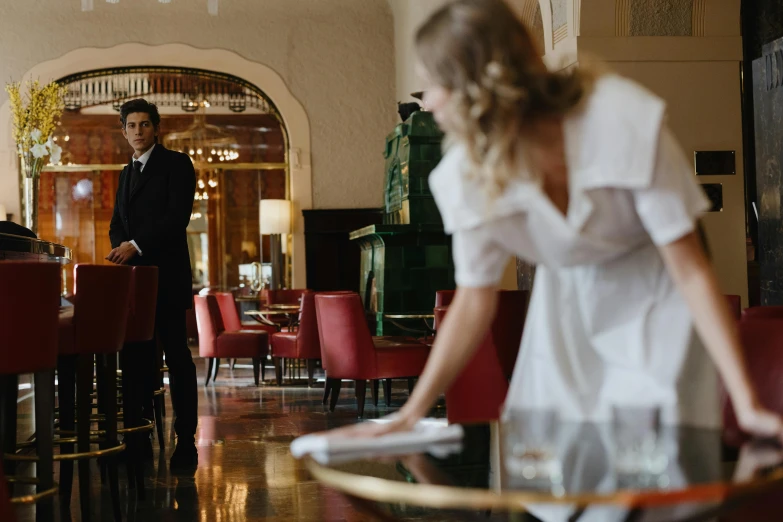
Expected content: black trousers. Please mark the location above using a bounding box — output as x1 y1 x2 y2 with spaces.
122 306 198 443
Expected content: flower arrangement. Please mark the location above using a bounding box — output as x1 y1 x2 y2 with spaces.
5 79 66 178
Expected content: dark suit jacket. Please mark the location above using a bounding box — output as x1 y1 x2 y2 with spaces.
109 144 196 310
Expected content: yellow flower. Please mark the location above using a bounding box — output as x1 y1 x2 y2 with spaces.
5 80 66 158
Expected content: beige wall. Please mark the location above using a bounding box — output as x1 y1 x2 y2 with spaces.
0 0 398 220
387 0 451 103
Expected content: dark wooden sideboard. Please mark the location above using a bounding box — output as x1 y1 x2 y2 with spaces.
302 208 383 293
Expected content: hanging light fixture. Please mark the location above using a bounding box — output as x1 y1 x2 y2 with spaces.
163 107 240 167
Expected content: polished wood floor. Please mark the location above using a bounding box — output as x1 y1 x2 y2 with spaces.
13 349 502 522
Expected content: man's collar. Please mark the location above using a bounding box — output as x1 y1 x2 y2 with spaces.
132 143 156 165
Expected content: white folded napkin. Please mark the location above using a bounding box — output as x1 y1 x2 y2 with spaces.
290 417 464 465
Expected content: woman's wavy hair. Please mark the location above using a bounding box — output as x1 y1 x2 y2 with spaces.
416 0 593 195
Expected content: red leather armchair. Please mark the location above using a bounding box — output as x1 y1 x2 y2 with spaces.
314 293 430 417
270 291 322 387
195 295 268 386
438 290 529 424
723 294 741 322
214 291 277 376
742 305 783 320
723 316 783 447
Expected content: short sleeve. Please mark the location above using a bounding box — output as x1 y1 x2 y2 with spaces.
452 225 510 288
633 126 710 246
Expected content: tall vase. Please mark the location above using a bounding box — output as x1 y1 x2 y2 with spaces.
22 169 40 236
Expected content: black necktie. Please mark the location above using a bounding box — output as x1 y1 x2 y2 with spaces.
130 160 143 195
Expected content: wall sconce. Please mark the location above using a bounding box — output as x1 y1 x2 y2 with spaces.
259 199 291 290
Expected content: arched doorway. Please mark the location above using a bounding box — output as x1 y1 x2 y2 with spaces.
41 66 289 292
0 43 312 288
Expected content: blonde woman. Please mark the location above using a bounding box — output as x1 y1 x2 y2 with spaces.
333 0 783 440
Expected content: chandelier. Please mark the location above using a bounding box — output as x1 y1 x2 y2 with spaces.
162 108 240 168
82 0 219 15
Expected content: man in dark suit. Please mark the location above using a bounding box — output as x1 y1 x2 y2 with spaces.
107 99 198 469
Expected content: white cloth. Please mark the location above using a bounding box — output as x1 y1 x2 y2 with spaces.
290 419 463 465
127 144 155 256
429 74 720 429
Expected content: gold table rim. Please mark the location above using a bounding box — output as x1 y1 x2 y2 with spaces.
384 314 435 319
303 456 783 511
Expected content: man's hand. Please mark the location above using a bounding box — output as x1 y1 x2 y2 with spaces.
105 242 138 265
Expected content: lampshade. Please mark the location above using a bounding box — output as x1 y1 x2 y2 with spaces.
259 199 291 234
0 203 6 221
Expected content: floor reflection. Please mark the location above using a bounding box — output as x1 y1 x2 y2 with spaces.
15 349 490 521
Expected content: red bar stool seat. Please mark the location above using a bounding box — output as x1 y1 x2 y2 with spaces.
117 266 159 497
56 264 132 522
195 295 269 385
0 262 60 521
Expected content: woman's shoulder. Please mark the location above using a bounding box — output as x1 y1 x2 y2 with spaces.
429 143 534 234
568 73 668 190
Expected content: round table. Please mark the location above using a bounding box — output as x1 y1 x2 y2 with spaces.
304 422 783 521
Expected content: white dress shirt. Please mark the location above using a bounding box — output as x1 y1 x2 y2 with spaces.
128 144 156 255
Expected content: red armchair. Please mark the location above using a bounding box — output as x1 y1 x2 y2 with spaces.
724 294 741 321
195 295 268 386
438 290 529 424
214 291 277 375
720 315 783 521
270 291 322 387
314 293 430 417
723 316 783 447
742 305 783 320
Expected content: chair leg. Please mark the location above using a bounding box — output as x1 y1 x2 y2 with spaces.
322 376 332 405
329 379 342 412
306 360 316 388
371 380 380 407
407 378 415 395
56 356 76 507
355 380 367 418
76 354 93 522
204 357 214 386
274 358 283 386
252 357 261 386
34 369 55 522
230 358 237 370
261 356 266 382
384 379 393 407
213 357 221 382
154 392 165 450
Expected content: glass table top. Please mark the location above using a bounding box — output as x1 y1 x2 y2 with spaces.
305 421 783 519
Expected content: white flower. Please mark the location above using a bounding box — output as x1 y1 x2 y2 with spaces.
30 129 42 142
49 144 62 164
45 136 55 150
31 143 48 159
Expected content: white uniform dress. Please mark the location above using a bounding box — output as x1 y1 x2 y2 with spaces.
429 74 721 430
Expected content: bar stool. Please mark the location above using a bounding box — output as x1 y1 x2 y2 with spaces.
57 264 132 522
117 266 158 498
0 262 60 522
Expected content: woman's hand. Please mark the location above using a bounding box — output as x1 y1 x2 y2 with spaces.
320 412 420 439
735 401 783 443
